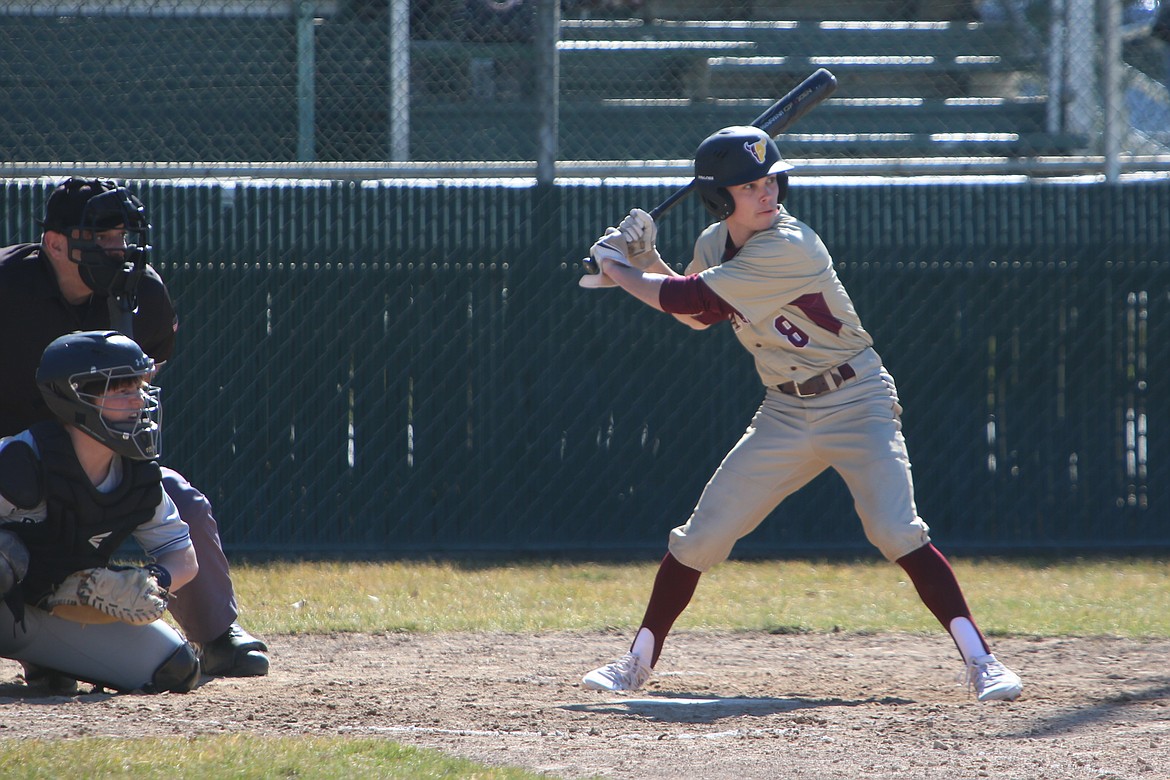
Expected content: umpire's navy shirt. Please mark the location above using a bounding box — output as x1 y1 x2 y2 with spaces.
0 243 177 436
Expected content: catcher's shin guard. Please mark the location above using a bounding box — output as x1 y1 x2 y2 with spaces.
148 642 200 693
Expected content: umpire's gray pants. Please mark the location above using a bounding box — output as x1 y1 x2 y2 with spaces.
161 468 239 643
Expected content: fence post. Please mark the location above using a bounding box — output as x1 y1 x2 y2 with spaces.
296 0 317 162
535 0 560 184
1047 0 1066 134
388 0 411 161
1066 0 1099 144
1102 0 1122 180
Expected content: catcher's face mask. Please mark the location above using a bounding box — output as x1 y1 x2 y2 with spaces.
73 370 162 461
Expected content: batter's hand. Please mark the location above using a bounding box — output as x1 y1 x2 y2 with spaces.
618 208 656 257
592 228 632 267
579 270 619 289
579 228 628 289
618 210 664 271
577 229 627 290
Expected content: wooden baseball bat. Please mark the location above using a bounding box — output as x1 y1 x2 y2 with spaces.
582 67 837 274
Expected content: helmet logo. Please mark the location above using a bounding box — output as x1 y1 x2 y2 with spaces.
745 138 769 164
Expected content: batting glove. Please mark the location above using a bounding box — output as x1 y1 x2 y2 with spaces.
579 228 632 289
618 208 657 258
590 228 632 270
579 271 619 289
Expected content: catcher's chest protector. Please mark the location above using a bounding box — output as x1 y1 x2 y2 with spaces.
13 422 161 604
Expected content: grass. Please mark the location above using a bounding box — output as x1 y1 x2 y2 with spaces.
0 736 553 779
224 557 1170 639
14 557 1170 778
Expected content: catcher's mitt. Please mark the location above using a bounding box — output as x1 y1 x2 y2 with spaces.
45 566 168 625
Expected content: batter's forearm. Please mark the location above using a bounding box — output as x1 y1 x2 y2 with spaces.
600 259 668 312
641 254 680 277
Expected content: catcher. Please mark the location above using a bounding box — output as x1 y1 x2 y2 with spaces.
0 330 200 694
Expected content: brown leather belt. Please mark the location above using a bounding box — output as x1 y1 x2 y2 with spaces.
776 363 857 398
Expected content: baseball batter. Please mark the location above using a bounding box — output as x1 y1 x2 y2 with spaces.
580 126 1022 702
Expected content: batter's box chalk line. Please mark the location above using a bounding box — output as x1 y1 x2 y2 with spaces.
342 725 573 738
339 724 797 740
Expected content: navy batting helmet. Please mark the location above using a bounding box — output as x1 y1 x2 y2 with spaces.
694 126 793 220
36 331 161 461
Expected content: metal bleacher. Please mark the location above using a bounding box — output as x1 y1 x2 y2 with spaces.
0 0 1095 168
563 0 1085 161
415 0 1083 163
565 21 1075 158
410 0 1170 174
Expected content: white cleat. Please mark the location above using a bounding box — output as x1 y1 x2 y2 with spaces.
966 654 1023 702
582 651 652 692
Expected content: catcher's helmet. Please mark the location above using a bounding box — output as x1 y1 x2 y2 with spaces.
40 178 152 298
694 126 793 220
36 331 161 461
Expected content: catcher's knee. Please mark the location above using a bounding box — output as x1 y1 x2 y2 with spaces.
148 642 200 693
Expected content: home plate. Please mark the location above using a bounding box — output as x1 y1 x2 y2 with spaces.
591 696 801 718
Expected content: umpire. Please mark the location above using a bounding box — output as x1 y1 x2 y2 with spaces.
0 178 269 688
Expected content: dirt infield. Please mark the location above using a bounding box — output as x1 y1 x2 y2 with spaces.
2 631 1168 779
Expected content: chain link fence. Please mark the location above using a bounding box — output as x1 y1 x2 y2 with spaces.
1 0 1169 171
2 1 1169 556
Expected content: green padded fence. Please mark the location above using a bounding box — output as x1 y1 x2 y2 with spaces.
2 178 1168 556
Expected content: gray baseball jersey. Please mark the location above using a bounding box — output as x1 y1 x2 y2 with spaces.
666 206 931 570
686 207 873 387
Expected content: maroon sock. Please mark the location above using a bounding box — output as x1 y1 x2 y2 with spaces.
633 552 702 666
896 543 989 656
